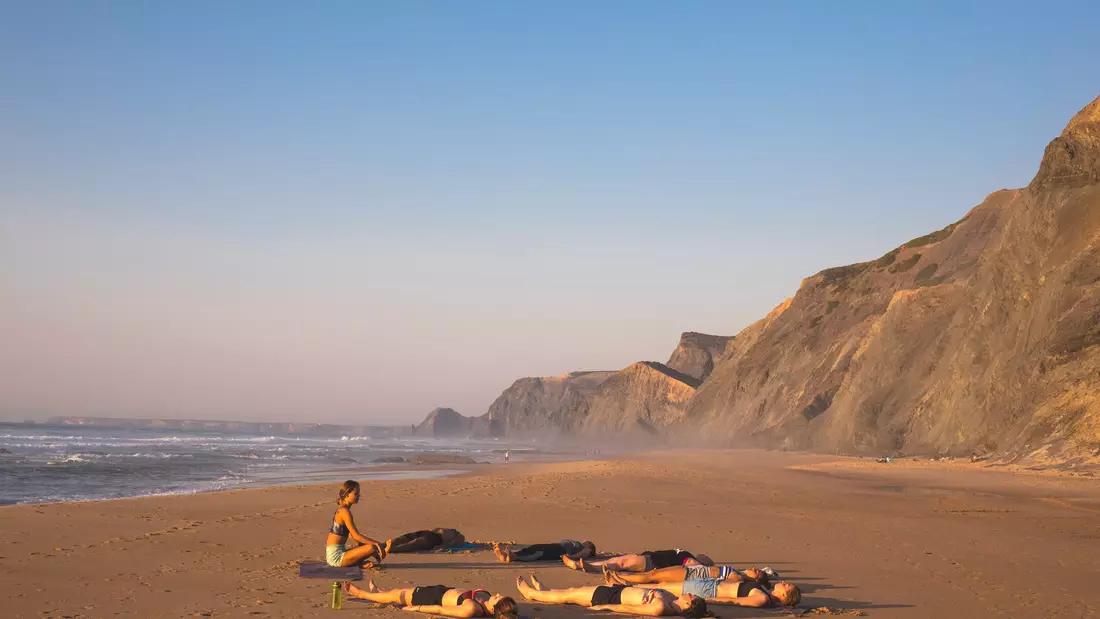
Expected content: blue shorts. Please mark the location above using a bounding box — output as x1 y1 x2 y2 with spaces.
681 578 720 599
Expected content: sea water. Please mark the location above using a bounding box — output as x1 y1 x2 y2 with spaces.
0 422 542 505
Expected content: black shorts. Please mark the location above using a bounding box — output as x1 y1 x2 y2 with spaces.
411 585 450 606
642 549 694 569
590 585 626 606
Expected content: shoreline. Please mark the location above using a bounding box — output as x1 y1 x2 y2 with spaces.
5 446 1099 509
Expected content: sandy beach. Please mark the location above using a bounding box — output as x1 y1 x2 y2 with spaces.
2 450 1099 619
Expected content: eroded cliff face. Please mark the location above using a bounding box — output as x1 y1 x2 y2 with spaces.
579 362 701 436
482 371 614 435
665 332 733 382
687 95 1100 463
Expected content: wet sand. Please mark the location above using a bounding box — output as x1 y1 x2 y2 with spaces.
2 449 1099 619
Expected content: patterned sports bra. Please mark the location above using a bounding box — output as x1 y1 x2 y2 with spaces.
329 511 349 537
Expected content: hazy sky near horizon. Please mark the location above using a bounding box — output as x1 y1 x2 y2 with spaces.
2 2 1099 424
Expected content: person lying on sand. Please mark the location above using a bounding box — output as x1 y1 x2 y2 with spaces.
516 575 710 617
493 539 596 562
604 564 778 586
325 480 386 567
616 579 801 608
342 580 518 619
563 549 711 573
385 528 466 553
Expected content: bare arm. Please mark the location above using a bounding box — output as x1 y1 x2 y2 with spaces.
340 509 382 551
590 604 664 616
713 593 769 608
402 602 477 617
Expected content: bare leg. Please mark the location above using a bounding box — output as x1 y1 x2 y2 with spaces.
613 566 689 584
342 580 413 604
565 553 647 573
516 577 597 607
340 543 382 567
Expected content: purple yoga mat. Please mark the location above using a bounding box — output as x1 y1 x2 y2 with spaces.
297 561 363 580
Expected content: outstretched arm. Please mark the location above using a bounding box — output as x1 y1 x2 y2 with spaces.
402 603 477 617
341 510 383 553
590 604 664 616
712 594 769 608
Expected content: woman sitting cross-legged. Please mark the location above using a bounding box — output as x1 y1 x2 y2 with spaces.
563 549 711 573
515 575 711 617
341 580 518 619
605 564 778 586
324 480 386 567
493 539 596 562
611 578 801 609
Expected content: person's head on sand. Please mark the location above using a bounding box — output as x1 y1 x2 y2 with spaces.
674 594 710 618
337 480 360 506
770 582 801 607
484 595 518 619
582 540 596 554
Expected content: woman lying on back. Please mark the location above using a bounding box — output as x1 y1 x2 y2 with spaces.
385 528 465 553
616 578 801 608
516 575 710 617
605 564 777 586
342 579 518 619
563 549 711 573
493 539 596 562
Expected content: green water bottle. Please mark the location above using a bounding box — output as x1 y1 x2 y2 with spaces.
331 581 342 610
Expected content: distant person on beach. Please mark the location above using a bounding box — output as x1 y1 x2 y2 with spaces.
605 564 777 586
563 549 711 573
385 528 466 553
493 539 596 563
342 579 519 619
614 579 801 608
516 575 711 617
504 450 510 464
325 480 386 567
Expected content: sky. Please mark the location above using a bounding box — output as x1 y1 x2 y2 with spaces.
2 2 1098 425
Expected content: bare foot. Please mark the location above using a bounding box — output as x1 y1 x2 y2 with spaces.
562 555 579 570
516 576 533 599
385 539 394 554
530 574 545 591
367 578 378 593
602 566 615 584
342 582 365 598
493 543 510 563
578 557 588 573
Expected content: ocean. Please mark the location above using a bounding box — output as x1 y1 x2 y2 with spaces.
0 422 541 505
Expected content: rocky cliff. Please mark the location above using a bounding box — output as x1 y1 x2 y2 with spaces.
413 408 501 438
579 362 701 436
665 332 733 381
686 95 1100 464
483 371 614 435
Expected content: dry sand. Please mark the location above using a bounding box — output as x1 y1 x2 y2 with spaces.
2 449 1099 619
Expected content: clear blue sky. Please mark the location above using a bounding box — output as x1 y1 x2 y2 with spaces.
2 2 1098 423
